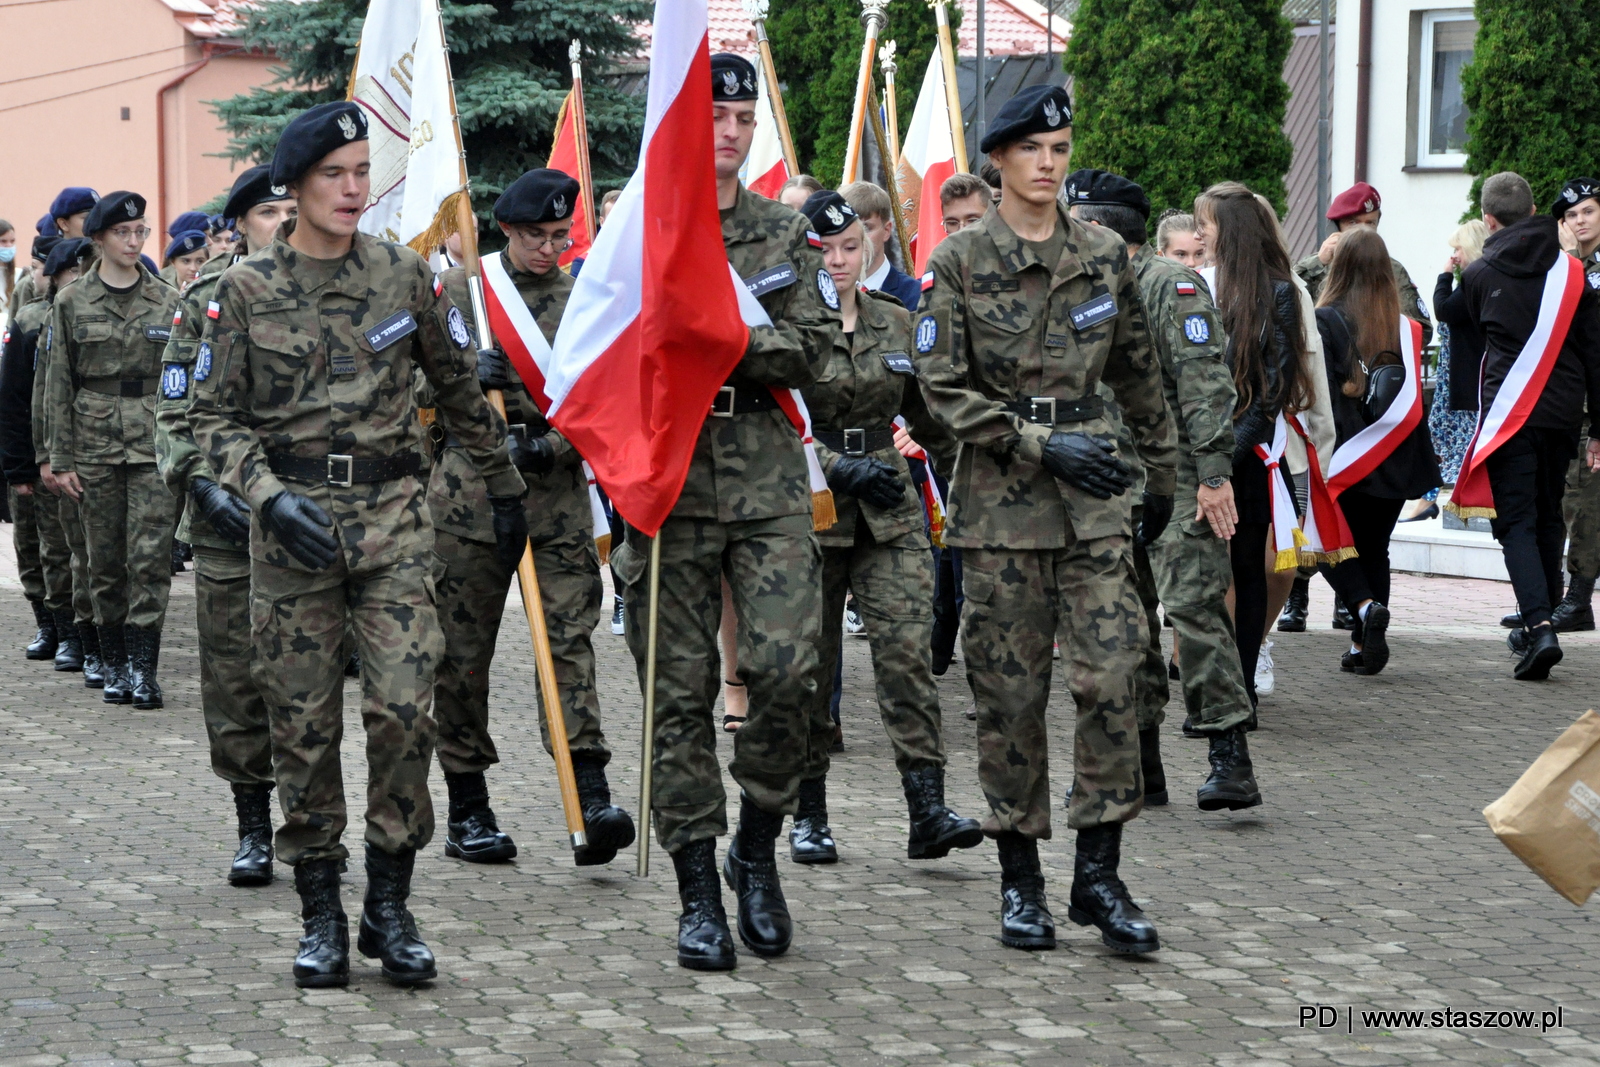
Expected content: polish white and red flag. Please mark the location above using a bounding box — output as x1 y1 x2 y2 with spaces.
740 56 789 200
895 50 960 276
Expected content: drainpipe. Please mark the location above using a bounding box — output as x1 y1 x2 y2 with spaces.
157 42 226 238
1353 0 1372 182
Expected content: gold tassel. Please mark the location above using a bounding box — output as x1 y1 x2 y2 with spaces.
1273 547 1301 572
406 190 465 258
594 532 612 567
1443 500 1497 520
812 489 838 531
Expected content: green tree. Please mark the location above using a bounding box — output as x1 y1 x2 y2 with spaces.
211 0 651 242
1461 1 1600 214
1063 0 1293 216
766 0 955 186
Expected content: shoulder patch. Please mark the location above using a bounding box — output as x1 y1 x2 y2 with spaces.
1175 281 1196 296
1589 273 1600 291
194 343 213 382
206 300 221 320
1415 295 1431 320
433 273 444 298
806 230 823 249
915 315 938 353
446 305 471 349
1182 313 1211 344
161 363 189 400
816 269 840 311
920 271 935 292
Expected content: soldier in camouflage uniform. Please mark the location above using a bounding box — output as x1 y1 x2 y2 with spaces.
44 192 179 710
609 54 835 972
156 166 296 889
1549 178 1600 631
914 87 1177 956
188 103 526 988
1295 182 1431 346
786 190 982 866
428 169 633 867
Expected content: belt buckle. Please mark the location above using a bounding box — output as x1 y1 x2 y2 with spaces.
1029 397 1057 426
843 428 868 456
326 454 354 488
711 386 735 418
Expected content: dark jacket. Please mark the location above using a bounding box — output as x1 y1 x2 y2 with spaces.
0 316 41 484
1433 271 1483 411
878 262 922 312
1462 214 1600 434
1314 305 1442 500
1230 278 1301 521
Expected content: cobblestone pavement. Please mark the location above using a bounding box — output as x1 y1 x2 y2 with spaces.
2 528 1599 1066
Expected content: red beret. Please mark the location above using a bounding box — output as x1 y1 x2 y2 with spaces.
1328 182 1381 221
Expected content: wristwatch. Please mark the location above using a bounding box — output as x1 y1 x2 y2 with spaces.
1201 475 1229 489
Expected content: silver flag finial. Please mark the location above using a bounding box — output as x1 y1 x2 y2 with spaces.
569 39 581 64
741 0 770 20
880 39 898 76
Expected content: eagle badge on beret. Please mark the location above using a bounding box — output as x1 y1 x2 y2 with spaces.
824 204 845 227
271 184 287 197
1567 188 1581 203
722 70 739 96
552 195 567 217
126 200 138 218
1044 99 1061 128
338 113 358 140
1363 198 1376 212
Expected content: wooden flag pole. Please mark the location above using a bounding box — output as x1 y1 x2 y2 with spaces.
637 534 663 877
880 39 900 167
867 68 914 271
841 0 890 184
743 0 800 179
567 40 598 245
930 0 969 173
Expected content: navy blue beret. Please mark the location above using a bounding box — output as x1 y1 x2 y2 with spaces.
980 85 1074 155
800 191 859 237
82 191 147 236
1063 168 1150 219
36 214 58 237
711 53 758 102
168 211 211 238
49 187 99 221
164 230 209 263
43 238 92 277
270 102 369 187
494 169 580 225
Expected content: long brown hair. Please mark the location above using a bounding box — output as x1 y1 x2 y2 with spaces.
1317 227 1401 397
1195 182 1313 418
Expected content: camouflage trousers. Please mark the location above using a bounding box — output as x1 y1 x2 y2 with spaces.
9 487 43 603
250 553 443 865
431 527 608 775
1148 494 1254 733
961 539 1145 838
195 545 272 786
613 514 822 854
805 528 945 780
77 462 175 629
1130 531 1168 730
1565 445 1600 581
35 489 92 623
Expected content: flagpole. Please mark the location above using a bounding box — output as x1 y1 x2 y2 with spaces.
929 0 969 173
637 533 662 877
879 39 900 167
867 69 913 271
842 0 890 184
568 40 598 245
743 0 800 179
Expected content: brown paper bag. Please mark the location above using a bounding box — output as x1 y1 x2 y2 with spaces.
1485 710 1600 905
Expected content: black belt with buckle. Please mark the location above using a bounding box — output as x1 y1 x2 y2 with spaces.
813 427 896 456
709 385 782 417
267 450 423 487
77 376 157 398
1002 395 1104 426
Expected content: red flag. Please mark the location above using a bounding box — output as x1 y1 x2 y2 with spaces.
548 90 594 268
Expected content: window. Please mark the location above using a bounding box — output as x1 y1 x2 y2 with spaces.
1416 11 1477 167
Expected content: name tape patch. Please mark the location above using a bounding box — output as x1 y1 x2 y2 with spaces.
744 262 798 299
363 309 418 352
161 363 188 400
144 325 172 343
1068 292 1118 332
915 316 938 353
881 351 915 375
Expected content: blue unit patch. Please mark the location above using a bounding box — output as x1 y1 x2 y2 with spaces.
161 363 188 400
194 342 212 381
1183 314 1211 344
915 315 938 353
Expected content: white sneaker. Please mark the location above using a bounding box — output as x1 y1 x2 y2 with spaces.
610 596 625 636
1255 639 1276 696
844 597 865 635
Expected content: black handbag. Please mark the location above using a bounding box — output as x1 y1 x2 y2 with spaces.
1363 355 1405 421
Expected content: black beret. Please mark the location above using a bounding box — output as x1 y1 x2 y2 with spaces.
82 191 147 236
164 231 209 263
800 190 859 237
44 237 92 277
49 187 99 220
223 165 293 222
1063 168 1150 219
711 53 759 102
979 85 1074 155
494 169 581 225
168 211 211 238
270 102 369 187
31 235 60 262
1553 177 1600 217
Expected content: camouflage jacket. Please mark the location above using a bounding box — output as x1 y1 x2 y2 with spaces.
803 288 954 547
8 267 37 327
429 261 589 546
44 263 179 469
188 221 524 573
913 203 1177 548
1296 251 1432 346
673 185 838 523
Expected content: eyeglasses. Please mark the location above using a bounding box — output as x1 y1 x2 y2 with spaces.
508 228 574 253
106 226 151 243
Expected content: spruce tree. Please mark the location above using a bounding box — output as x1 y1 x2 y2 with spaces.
1063 0 1293 216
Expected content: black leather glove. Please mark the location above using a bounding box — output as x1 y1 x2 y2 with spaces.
1039 431 1132 499
488 494 530 570
477 346 513 390
1231 407 1274 466
508 425 556 476
191 477 251 543
260 491 337 570
1136 492 1174 547
827 455 906 510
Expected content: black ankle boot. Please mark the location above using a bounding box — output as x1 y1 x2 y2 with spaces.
1277 577 1308 633
51 611 83 672
903 765 982 859
443 771 517 863
1513 625 1562 681
357 844 436 984
1552 575 1596 633
789 776 838 864
1068 823 1160 954
671 839 735 970
1140 726 1168 805
25 598 56 660
80 622 104 688
722 795 792 957
1196 726 1262 811
996 831 1055 950
292 859 349 988
126 625 163 709
99 625 131 704
230 783 275 886
572 754 636 866
1332 599 1354 630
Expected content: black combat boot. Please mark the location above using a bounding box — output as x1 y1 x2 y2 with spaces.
51 610 83 672
171 541 187 574
996 832 1055 950
1511 625 1562 681
789 776 838 864
1277 577 1308 633
344 650 361 678
1501 609 1523 629
1140 726 1168 805
1068 823 1160 954
126 625 164 709
1332 598 1354 630
25 598 56 660
572 753 636 866
442 771 517 863
670 838 736 971
1196 726 1262 811
292 859 349 988
80 621 104 687
357 843 437 985
99 625 132 704
722 794 792 957
903 765 983 859
229 783 274 886
1552 575 1596 632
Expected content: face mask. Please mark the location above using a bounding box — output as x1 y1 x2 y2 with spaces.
0 248 14 263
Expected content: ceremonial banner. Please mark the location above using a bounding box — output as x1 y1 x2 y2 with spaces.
548 47 597 269
1325 316 1426 497
740 58 789 200
896 50 959 275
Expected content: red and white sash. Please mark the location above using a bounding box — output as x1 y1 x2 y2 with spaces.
893 414 947 547
1324 316 1425 498
1448 254 1585 518
1256 412 1356 571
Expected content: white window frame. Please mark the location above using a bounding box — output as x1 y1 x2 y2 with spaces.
1415 9 1476 169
